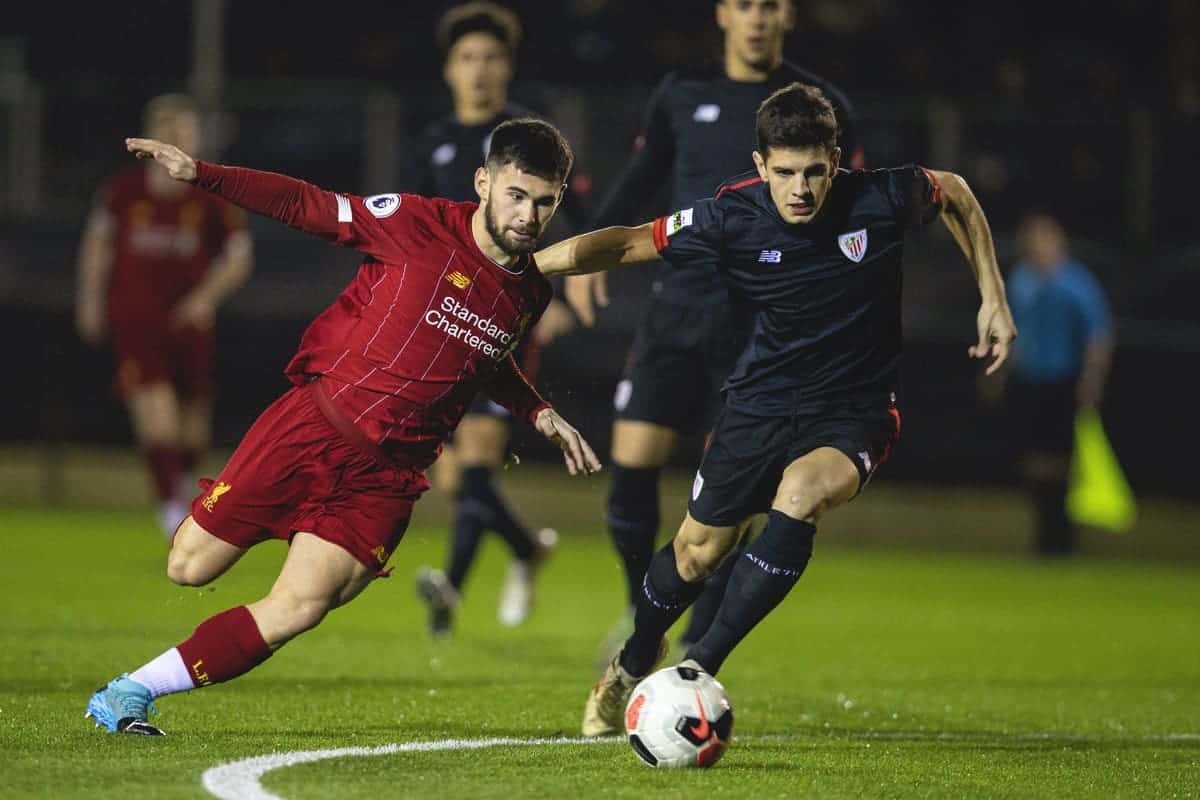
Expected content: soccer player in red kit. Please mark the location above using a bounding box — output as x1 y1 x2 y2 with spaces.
85 118 600 736
76 94 254 539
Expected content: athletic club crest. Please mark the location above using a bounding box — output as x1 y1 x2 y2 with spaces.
838 228 868 263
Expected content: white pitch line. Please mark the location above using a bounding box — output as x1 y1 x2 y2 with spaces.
202 731 1200 800
201 736 616 800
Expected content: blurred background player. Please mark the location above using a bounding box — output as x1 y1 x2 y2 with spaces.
75 94 253 540
564 0 861 658
989 213 1113 555
411 2 581 637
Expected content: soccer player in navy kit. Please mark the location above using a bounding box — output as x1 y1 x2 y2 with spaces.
565 0 862 656
535 83 1016 735
410 2 580 636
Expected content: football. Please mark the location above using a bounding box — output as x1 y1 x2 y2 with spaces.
624 664 734 768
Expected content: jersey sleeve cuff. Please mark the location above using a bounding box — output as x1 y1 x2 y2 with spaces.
651 216 669 253
919 166 944 208
527 401 552 425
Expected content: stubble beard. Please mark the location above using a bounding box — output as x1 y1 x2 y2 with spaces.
485 202 539 256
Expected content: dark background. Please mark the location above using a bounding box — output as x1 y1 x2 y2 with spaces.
1 0 1197 496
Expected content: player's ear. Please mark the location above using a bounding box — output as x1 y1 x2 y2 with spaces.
752 150 768 181
829 146 842 173
715 0 729 32
474 166 490 204
783 0 796 32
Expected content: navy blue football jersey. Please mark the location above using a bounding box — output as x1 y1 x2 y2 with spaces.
409 105 528 201
593 62 861 305
651 166 943 415
407 103 586 227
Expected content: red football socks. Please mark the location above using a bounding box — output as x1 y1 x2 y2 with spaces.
175 606 271 687
144 445 184 503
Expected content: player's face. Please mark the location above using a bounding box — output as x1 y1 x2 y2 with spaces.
476 163 563 256
753 145 841 224
148 111 201 155
444 33 512 108
716 0 794 70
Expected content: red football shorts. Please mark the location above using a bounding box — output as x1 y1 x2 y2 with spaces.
111 319 213 400
189 381 430 570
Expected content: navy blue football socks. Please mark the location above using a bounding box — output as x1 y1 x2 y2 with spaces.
446 465 536 591
606 465 662 606
620 542 705 676
679 538 744 646
687 510 815 675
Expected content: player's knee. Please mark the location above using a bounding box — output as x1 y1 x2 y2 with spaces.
773 473 833 522
675 547 713 582
675 533 734 582
166 550 211 587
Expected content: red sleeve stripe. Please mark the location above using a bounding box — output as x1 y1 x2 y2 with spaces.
919 166 944 207
715 176 763 200
651 216 669 252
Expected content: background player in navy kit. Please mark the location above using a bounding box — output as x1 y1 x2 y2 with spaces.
410 3 579 636
535 83 1016 735
564 0 862 657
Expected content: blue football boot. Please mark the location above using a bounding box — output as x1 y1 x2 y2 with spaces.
85 675 165 736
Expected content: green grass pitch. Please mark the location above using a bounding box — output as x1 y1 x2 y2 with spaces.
1 504 1197 798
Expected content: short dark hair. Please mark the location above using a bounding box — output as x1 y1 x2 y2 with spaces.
755 82 839 156
437 2 522 58
485 118 574 184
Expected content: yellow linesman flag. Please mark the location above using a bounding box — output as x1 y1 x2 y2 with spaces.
1067 409 1137 533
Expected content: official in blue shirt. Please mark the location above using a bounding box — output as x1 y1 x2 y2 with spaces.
1003 213 1113 555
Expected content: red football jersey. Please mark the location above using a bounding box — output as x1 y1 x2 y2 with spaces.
99 167 247 326
193 162 553 466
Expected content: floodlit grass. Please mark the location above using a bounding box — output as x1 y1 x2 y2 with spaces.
1 503 1197 799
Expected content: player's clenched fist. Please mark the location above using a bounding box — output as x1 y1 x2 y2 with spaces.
125 138 197 182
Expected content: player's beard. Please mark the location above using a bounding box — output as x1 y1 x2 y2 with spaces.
484 202 540 256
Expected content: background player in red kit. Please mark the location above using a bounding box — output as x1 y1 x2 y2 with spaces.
85 118 600 736
75 94 254 539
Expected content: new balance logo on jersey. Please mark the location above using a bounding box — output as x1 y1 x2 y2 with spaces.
758 250 782 263
693 104 721 122
446 270 472 289
838 229 868 263
692 472 705 501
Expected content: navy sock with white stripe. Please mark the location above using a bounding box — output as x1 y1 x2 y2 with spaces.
619 542 704 676
686 511 815 675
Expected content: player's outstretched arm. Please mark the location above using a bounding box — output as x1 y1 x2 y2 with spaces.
930 170 1017 375
126 137 386 253
535 223 659 278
